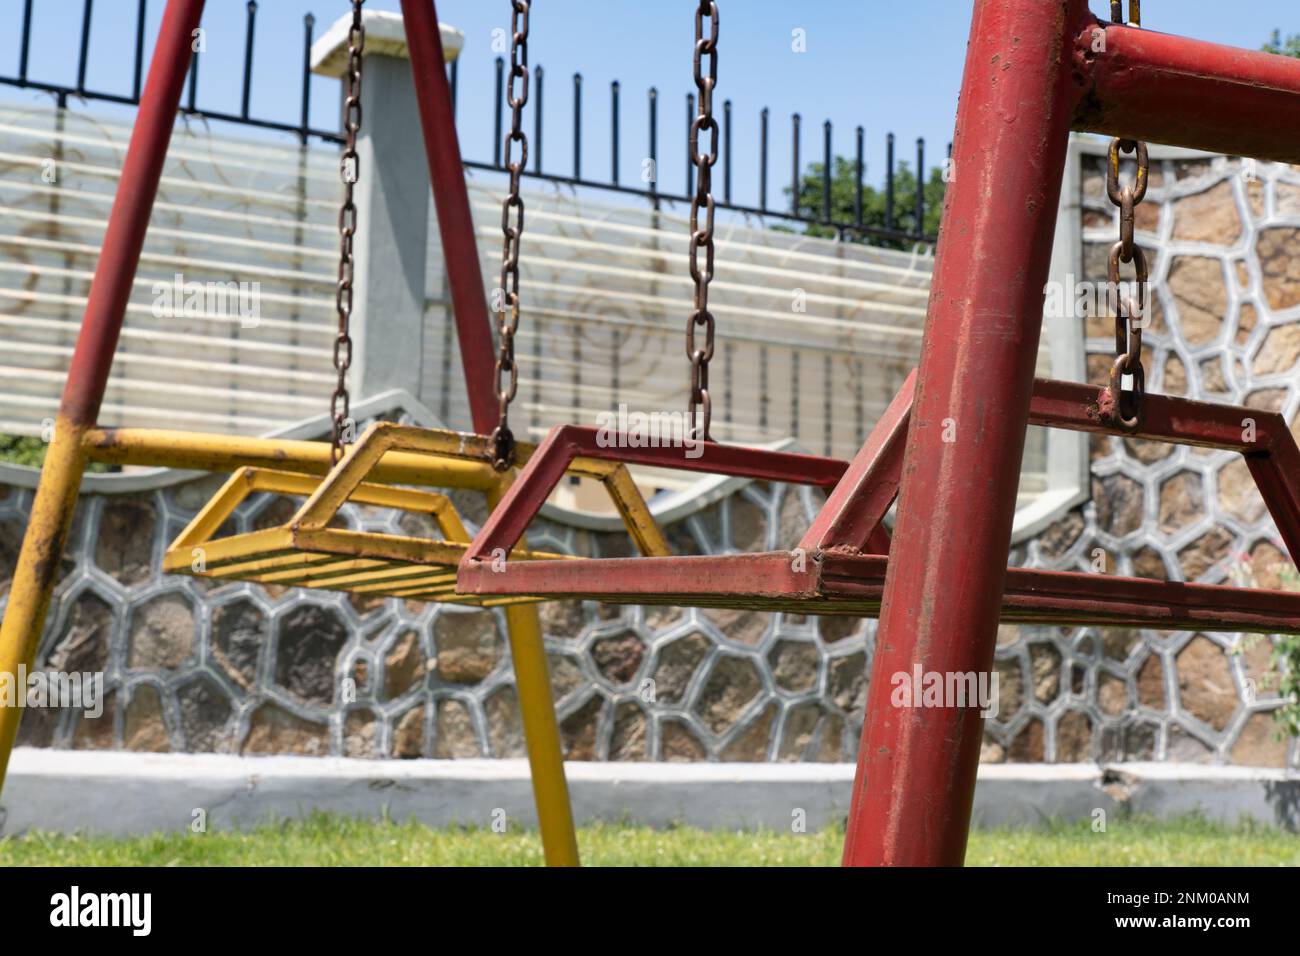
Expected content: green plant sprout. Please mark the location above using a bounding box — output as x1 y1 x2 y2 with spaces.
1228 549 1300 739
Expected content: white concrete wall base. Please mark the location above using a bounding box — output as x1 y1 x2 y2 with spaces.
1 749 1297 836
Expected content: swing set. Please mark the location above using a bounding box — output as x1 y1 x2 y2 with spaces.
2 0 1300 867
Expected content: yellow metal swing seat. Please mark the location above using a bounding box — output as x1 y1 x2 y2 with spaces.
162 421 669 605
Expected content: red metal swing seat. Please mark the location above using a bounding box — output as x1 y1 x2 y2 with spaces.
458 370 1300 634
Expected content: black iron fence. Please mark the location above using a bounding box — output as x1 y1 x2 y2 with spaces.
1 1 944 246
4 1 336 144
471 60 946 245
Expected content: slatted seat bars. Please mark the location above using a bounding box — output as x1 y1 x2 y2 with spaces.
163 422 669 605
460 370 1300 634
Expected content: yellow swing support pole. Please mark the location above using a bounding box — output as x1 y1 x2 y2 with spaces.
487 484 580 866
0 0 207 789
0 423 89 786
401 0 579 863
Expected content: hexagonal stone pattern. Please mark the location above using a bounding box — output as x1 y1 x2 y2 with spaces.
5 155 1300 769
768 640 819 693
176 677 231 752
433 609 502 684
127 593 195 669
343 709 380 758
47 591 113 675
124 685 170 752
392 705 425 758
434 699 480 758
1176 636 1237 732
384 630 425 699
210 598 266 690
694 656 763 735
649 633 709 704
244 703 329 756
610 702 648 761
93 497 156 586
275 605 348 706
590 631 644 686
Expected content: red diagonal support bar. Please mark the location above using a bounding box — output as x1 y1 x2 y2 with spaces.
464 378 1300 607
61 0 206 425
799 369 914 554
1246 444 1300 563
1075 17 1300 164
401 0 498 434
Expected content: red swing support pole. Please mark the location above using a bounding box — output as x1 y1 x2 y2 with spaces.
842 0 1086 866
400 0 499 436
844 1 1300 865
400 0 581 867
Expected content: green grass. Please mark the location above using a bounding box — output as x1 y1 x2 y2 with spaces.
1 813 1297 866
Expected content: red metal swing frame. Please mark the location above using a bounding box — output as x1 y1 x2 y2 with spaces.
460 372 1300 634
455 1 1300 865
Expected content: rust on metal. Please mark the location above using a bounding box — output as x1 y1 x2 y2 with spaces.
1073 14 1300 164
458 423 852 599
686 0 720 442
328 0 366 463
842 0 1092 867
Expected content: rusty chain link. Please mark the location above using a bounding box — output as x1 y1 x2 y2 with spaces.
1100 1 1148 431
490 0 531 471
687 0 719 443
330 0 365 464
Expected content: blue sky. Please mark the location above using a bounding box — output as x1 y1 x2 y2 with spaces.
1 1 1297 208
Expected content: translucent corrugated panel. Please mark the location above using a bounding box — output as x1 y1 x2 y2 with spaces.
426 179 1051 487
0 105 338 436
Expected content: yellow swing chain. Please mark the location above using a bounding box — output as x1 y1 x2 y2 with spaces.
330 0 366 464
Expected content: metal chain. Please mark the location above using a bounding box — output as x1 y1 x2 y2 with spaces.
1102 1 1148 431
687 0 719 443
330 0 366 464
490 0 531 471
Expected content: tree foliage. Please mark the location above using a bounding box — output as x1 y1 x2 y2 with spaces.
0 435 109 472
785 156 946 249
1263 29 1300 58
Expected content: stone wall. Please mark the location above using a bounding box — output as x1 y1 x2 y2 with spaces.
0 457 865 763
1 143 1297 768
982 145 1300 770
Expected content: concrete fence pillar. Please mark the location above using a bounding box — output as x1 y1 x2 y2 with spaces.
311 11 465 404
